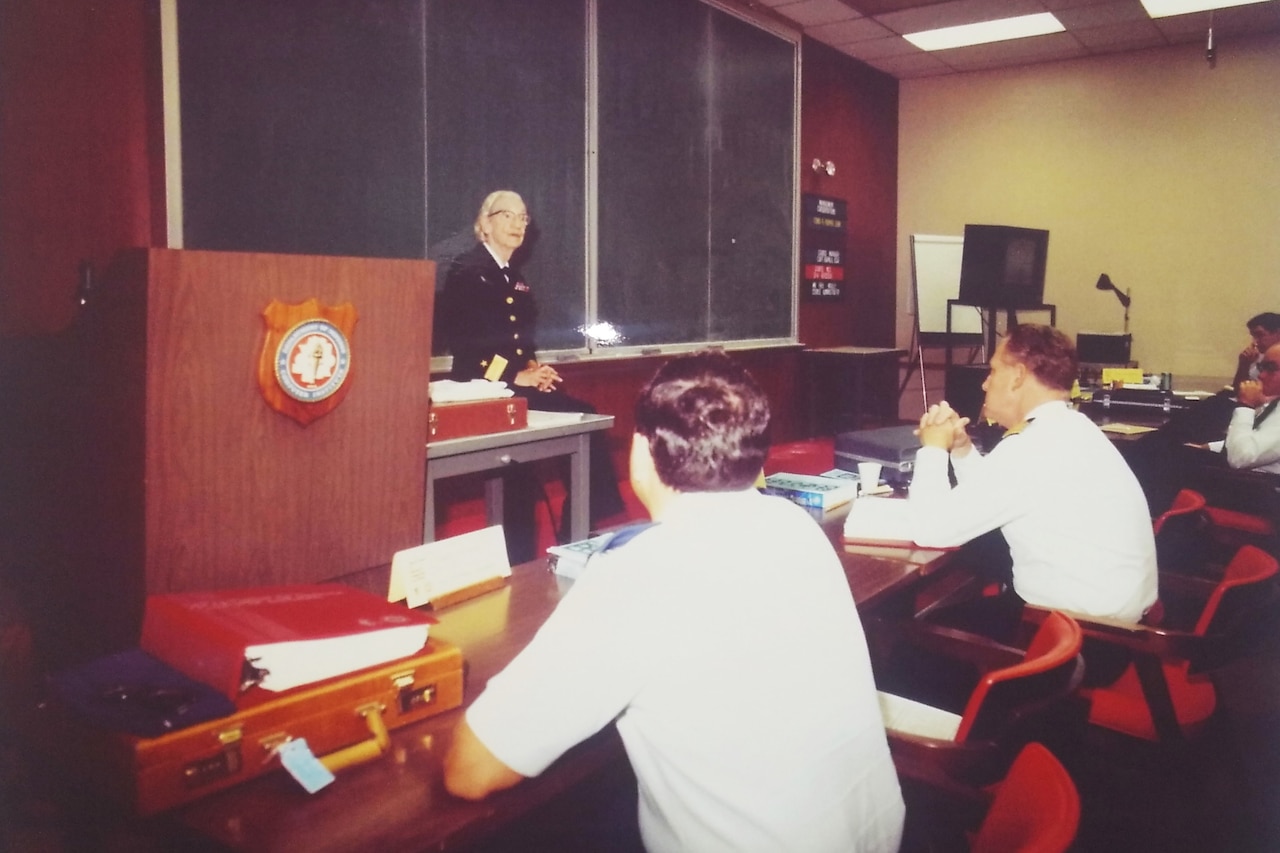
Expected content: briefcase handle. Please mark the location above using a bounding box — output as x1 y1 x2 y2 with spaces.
317 702 391 773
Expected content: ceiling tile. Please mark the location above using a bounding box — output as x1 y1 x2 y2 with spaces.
807 16 896 43
1070 18 1168 46
761 0 1280 78
768 0 861 26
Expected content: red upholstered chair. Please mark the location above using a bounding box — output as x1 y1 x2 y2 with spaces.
1026 544 1279 743
878 611 1085 787
970 742 1080 853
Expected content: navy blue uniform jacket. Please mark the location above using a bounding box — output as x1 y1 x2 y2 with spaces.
439 243 537 384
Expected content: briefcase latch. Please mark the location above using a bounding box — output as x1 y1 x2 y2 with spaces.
393 670 437 714
182 726 244 790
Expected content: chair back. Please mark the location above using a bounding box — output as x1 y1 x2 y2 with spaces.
955 612 1083 744
1153 488 1206 535
1193 544 1279 636
1153 488 1213 576
971 742 1080 853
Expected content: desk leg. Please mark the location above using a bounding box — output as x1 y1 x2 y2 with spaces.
853 361 867 430
569 436 590 541
423 467 437 543
483 474 504 529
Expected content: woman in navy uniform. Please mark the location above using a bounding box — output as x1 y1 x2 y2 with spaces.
439 190 625 561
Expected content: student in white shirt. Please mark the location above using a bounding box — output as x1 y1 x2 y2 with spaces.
444 350 904 853
908 324 1158 634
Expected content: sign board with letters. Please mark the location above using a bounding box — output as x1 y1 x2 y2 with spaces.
801 194 847 300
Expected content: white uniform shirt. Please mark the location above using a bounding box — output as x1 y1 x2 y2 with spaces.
465 489 904 853
1225 400 1280 475
908 400 1158 622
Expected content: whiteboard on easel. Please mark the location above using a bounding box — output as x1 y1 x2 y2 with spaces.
910 234 983 336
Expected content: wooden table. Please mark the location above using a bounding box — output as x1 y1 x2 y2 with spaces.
167 528 954 852
425 412 614 544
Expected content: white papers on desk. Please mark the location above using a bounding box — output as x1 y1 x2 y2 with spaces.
526 410 587 426
842 496 917 546
1098 422 1159 436
389 525 511 608
429 379 514 403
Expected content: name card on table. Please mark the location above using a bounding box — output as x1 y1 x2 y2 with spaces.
389 525 511 609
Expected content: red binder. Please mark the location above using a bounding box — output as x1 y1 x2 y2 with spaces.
140 584 436 700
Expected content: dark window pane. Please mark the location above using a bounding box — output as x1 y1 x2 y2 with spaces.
425 0 586 353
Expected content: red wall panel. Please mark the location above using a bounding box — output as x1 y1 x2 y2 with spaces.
0 0 158 337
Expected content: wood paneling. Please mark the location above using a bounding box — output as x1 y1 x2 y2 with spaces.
798 38 899 351
86 249 435 595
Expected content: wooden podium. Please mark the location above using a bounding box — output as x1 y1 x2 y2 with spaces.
82 249 434 602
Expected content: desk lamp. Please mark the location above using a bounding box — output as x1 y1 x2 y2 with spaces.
1095 273 1131 334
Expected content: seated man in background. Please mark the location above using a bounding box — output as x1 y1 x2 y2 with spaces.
907 324 1158 637
1232 312 1280 393
1127 311 1280 513
444 351 904 853
1224 340 1280 476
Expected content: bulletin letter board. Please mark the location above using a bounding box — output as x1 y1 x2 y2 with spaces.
802 194 847 300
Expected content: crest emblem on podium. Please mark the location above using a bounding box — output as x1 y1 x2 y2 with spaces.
258 298 358 425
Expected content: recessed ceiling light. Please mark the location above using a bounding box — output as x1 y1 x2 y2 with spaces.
904 12 1065 52
1141 0 1270 18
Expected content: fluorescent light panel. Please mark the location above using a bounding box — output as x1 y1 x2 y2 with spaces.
1141 0 1271 16
905 12 1065 51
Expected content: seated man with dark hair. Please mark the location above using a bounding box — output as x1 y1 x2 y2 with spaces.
1232 312 1280 393
907 324 1158 633
1225 340 1280 476
444 350 904 852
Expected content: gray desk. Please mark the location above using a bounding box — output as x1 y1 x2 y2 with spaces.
424 412 615 543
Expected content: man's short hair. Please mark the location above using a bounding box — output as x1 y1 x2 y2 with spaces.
1003 324 1078 392
634 350 771 492
1246 312 1280 332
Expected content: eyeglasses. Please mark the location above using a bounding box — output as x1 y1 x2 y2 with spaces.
1258 361 1279 374
488 210 530 225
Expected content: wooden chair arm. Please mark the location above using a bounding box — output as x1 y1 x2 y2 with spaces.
896 620 1026 673
1022 605 1203 661
1157 571 1217 600
886 730 1008 789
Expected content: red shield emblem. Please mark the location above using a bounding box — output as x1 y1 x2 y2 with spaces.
258 298 358 425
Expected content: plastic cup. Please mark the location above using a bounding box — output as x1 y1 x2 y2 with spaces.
857 462 882 495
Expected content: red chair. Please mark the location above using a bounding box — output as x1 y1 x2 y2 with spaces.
1152 488 1206 535
971 742 1080 853
878 611 1085 787
1026 544 1279 743
1150 488 1212 587
1186 465 1280 557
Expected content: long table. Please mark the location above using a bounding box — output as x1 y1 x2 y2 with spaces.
166 522 955 851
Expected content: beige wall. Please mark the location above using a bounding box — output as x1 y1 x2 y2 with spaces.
896 32 1280 403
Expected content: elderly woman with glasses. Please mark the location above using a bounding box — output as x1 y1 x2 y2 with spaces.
437 190 625 561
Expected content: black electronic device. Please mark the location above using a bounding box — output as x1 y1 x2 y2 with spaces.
834 425 921 488
957 224 1050 309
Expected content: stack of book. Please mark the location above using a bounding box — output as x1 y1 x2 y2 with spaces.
760 471 859 511
140 583 437 700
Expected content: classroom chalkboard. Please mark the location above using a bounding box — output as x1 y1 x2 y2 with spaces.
910 234 983 338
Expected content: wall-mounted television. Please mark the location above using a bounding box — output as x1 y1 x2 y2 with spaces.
957 224 1050 309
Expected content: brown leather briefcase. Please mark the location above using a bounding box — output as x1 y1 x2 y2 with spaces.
428 397 528 442
46 640 464 815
